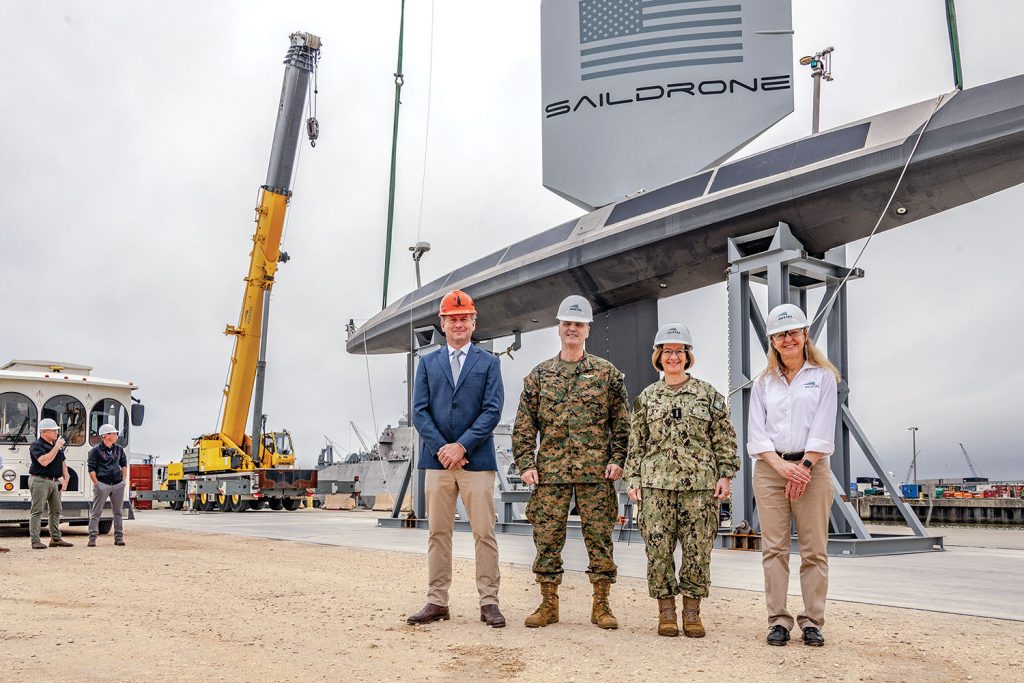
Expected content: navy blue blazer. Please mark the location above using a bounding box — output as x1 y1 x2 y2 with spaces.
412 344 504 471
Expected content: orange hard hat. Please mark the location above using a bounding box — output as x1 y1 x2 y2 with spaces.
439 289 476 316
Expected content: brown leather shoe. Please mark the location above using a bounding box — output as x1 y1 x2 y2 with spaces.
32 541 47 550
406 603 450 625
48 539 74 547
0 547 9 553
480 604 506 628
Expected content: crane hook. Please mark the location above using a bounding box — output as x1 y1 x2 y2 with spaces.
306 116 319 147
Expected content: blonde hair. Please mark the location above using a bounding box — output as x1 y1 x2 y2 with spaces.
763 328 841 381
651 346 694 372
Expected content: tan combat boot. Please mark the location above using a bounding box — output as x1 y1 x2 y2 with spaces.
657 597 679 637
681 596 705 638
591 581 619 629
525 582 559 628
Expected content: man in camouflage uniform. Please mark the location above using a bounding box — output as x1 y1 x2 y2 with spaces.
624 323 739 637
513 295 630 630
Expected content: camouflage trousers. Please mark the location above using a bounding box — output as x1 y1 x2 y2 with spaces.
637 488 719 599
526 482 618 585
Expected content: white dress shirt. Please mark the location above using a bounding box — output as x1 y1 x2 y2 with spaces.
746 362 837 459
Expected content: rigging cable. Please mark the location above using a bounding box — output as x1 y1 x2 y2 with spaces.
358 322 400 503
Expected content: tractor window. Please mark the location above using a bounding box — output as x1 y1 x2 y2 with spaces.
41 395 88 447
0 392 37 445
89 399 130 448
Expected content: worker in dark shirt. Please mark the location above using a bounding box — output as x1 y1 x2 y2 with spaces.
87 423 128 547
29 418 73 549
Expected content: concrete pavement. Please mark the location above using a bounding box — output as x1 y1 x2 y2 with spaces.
133 509 1024 622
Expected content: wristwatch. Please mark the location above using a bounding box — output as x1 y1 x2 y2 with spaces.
801 459 814 469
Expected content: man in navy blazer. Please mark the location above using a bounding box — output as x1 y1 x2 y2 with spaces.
407 289 506 628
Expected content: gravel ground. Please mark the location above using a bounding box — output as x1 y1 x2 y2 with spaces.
2 525 1022 682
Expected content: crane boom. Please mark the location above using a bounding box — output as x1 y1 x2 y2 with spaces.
958 442 982 478
218 32 321 463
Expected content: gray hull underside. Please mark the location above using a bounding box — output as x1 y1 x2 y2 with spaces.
349 75 1024 355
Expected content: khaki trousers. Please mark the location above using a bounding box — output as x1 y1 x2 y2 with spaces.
29 475 63 543
754 458 831 630
425 468 500 607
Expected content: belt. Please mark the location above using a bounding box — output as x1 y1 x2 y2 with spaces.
776 451 805 462
98 480 122 486
31 475 60 481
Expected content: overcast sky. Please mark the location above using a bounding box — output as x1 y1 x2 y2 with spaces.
3 1 1023 482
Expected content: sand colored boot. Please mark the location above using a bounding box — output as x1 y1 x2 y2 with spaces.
591 581 619 629
681 596 705 638
657 597 679 637
525 582 559 628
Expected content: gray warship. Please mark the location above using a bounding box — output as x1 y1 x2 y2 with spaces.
316 420 522 510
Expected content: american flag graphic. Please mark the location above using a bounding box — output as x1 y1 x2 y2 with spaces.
578 0 744 82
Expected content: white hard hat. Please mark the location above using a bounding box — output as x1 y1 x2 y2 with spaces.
98 424 118 436
653 323 693 348
38 418 59 432
556 295 593 323
766 304 809 336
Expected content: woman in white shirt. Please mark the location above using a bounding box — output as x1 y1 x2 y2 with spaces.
747 304 840 648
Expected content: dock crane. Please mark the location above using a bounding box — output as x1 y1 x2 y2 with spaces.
959 442 984 479
144 32 323 512
349 421 376 456
904 451 921 485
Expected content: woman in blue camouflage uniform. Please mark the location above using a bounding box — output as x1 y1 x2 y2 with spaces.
624 323 738 637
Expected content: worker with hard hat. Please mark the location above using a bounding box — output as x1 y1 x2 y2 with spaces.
513 294 630 630
407 289 507 628
623 323 738 638
748 303 840 647
28 418 73 549
86 423 129 547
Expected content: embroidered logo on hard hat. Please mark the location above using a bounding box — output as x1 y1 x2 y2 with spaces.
569 304 582 312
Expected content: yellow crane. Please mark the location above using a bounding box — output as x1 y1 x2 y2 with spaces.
150 32 322 512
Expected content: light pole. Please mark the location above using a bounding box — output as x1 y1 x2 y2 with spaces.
799 47 834 134
907 427 919 484
409 241 431 288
